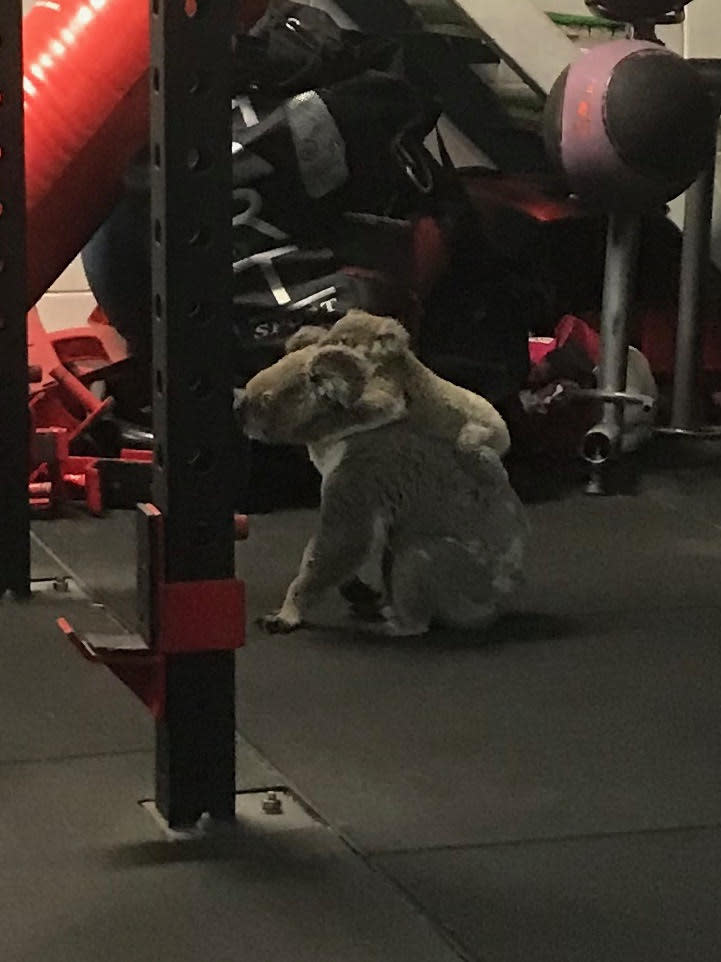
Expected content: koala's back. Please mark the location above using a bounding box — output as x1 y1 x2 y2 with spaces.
322 422 523 549
398 355 511 455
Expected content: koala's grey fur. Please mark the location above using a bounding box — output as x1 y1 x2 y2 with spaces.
238 341 527 637
269 424 526 636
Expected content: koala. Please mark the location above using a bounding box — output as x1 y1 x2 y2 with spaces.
285 309 511 458
236 343 527 637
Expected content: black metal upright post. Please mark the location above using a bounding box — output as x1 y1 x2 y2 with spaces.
0 0 30 598
150 0 237 827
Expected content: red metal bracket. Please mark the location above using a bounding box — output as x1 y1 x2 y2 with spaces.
57 502 246 716
156 580 245 654
57 617 166 718
137 503 245 654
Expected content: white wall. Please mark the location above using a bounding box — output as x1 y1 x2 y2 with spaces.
683 0 721 57
533 0 685 50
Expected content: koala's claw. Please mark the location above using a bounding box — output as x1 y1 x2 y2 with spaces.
258 612 303 634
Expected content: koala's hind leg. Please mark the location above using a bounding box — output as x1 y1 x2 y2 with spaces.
340 514 391 620
453 442 510 492
379 542 437 637
383 538 499 636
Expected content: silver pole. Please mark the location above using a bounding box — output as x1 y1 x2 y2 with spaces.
584 211 642 468
670 127 718 430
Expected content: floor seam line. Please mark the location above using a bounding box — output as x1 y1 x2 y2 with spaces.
0 747 153 768
367 820 721 860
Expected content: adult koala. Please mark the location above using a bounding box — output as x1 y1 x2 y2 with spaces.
236 342 527 637
285 309 511 457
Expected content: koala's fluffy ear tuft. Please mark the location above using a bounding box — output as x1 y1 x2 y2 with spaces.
332 310 411 359
307 345 370 408
373 316 411 358
285 325 328 354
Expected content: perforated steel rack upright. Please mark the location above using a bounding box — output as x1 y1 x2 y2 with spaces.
0 0 30 598
150 0 238 827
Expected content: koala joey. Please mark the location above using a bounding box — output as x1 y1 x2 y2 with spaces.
285 309 511 459
236 342 527 637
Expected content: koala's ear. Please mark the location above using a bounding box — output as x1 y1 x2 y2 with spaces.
331 310 411 359
373 316 411 358
285 325 328 354
307 345 370 408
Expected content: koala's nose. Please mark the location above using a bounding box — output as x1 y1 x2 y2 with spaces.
232 389 247 425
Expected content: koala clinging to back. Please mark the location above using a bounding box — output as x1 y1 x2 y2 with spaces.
285 309 511 460
237 340 527 637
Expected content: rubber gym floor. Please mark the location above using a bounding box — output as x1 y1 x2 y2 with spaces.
3 440 720 962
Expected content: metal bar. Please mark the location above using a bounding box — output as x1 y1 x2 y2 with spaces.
0 0 30 597
584 211 642 465
670 124 718 430
150 0 236 827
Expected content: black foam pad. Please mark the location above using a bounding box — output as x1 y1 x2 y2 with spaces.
587 1 693 23
604 48 715 188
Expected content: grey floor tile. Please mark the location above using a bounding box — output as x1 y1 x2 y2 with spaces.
234 510 314 610
234 733 289 791
32 507 721 855
37 489 721 627
236 604 721 853
241 498 721 623
373 825 721 962
30 535 66 581
519 494 721 617
0 590 151 762
33 512 138 626
0 578 303 791
2 754 464 962
17 465 721 961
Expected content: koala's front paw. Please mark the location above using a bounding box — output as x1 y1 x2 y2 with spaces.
457 421 493 451
258 612 303 634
